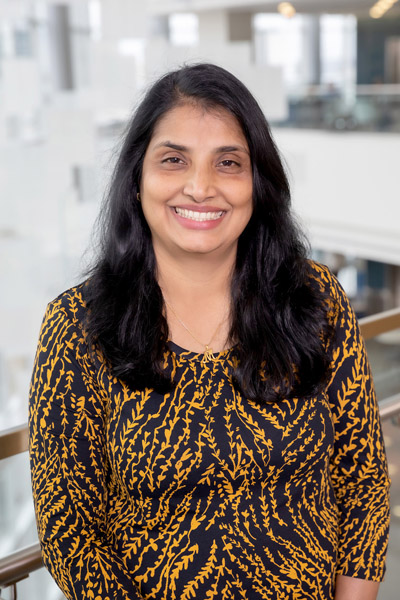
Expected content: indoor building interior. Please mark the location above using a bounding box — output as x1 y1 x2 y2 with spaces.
0 0 399 598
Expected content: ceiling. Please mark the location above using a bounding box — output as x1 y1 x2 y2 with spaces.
1 0 399 20
148 0 400 18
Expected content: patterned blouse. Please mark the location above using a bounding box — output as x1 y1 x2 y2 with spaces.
29 263 390 600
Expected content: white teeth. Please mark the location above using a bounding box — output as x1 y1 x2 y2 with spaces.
174 207 224 221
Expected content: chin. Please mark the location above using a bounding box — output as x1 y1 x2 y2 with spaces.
181 246 218 255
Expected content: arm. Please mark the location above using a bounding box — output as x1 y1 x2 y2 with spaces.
335 574 380 600
29 294 143 600
320 267 390 588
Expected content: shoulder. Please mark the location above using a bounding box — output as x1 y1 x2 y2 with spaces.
307 261 362 356
306 260 340 296
45 281 89 328
38 282 91 352
305 261 356 337
306 260 349 307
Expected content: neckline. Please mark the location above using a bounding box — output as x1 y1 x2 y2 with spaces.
168 340 235 362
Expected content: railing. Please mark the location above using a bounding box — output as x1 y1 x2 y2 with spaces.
360 306 400 340
1 306 400 597
0 424 42 600
280 84 400 133
361 306 400 424
0 424 28 461
0 544 43 594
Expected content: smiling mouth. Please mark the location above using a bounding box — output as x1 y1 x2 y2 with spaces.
174 207 224 222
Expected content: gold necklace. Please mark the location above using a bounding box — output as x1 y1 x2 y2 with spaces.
164 298 227 363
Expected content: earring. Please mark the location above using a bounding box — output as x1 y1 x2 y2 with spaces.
137 192 141 202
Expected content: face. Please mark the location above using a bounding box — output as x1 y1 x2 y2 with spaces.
140 103 253 260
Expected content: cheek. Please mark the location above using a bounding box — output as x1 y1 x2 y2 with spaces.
237 185 253 216
142 174 178 203
140 193 172 235
242 205 253 230
231 197 253 236
240 191 254 229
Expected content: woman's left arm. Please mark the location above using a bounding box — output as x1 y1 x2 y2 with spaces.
320 266 390 589
335 574 380 600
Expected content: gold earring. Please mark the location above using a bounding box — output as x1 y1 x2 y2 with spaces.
137 192 141 202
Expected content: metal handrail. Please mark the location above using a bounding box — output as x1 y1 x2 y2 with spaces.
0 425 43 591
0 305 399 591
0 424 28 461
379 393 400 421
359 306 400 340
0 543 42 589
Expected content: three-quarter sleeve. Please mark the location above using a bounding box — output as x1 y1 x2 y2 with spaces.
29 295 143 600
323 269 390 581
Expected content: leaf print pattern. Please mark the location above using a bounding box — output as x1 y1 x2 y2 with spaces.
29 263 390 600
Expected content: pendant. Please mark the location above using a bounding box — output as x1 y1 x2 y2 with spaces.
202 345 216 363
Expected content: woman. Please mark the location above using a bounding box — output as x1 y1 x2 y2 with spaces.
29 63 390 600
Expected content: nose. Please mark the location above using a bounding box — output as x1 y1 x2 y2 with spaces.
182 164 215 203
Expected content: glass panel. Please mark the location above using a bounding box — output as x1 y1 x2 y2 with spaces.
274 86 400 131
0 452 65 599
366 333 400 400
365 332 399 600
0 568 65 600
380 419 400 600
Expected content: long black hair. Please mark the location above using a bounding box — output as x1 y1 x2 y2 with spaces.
84 63 334 403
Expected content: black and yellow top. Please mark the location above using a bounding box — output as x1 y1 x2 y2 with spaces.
29 263 390 600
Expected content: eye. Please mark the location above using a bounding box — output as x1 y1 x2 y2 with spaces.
218 159 240 168
162 156 184 164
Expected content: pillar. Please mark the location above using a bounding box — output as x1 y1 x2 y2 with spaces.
48 4 74 90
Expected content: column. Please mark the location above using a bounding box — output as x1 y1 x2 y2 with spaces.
48 4 74 90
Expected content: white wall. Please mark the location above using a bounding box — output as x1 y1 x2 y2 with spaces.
273 128 400 265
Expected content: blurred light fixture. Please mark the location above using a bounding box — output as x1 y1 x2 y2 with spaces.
369 0 399 18
277 2 296 18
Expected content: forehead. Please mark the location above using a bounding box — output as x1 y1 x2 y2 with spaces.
149 102 248 146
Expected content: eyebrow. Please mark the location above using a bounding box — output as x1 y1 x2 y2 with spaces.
153 141 249 154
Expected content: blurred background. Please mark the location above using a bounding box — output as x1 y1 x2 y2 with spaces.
0 0 399 598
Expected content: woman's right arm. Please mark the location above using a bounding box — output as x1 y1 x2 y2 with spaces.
29 297 143 600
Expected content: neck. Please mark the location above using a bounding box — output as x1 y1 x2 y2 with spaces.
155 246 236 301
154 245 235 354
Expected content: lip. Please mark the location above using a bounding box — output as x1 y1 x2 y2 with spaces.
170 205 226 230
171 204 226 213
